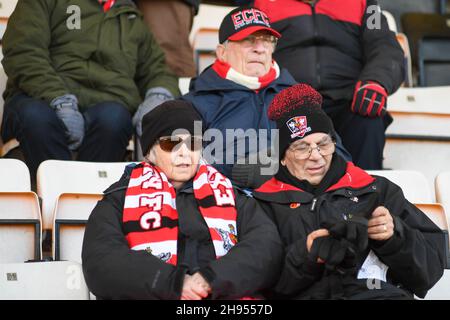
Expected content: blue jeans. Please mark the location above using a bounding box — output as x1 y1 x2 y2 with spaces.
1 94 133 177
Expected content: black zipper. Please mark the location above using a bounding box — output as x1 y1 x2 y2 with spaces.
310 0 322 88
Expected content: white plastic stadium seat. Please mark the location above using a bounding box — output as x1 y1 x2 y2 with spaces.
0 0 18 18
37 160 132 230
0 159 42 263
436 171 450 230
382 10 398 33
0 261 89 300
190 4 235 44
53 193 103 263
0 159 31 192
0 192 42 263
192 27 219 74
414 203 450 300
388 86 450 114
367 170 434 203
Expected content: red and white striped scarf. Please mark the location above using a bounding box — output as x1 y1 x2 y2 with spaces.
212 59 280 90
123 162 238 266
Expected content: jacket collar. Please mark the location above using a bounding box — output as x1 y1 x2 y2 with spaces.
254 162 375 203
325 162 375 192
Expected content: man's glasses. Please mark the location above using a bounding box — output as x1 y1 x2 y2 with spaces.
288 136 336 160
158 136 203 152
234 34 277 48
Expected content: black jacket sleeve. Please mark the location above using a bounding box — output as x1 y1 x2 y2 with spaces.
199 192 284 299
254 200 325 298
272 238 325 298
370 178 446 298
81 185 186 299
358 0 405 94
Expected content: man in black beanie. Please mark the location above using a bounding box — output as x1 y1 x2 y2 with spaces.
252 84 445 300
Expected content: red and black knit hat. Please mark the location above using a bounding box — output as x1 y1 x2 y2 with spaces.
268 84 335 157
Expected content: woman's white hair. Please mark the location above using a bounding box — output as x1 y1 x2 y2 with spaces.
145 145 157 165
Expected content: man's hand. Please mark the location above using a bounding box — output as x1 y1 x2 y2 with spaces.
180 272 211 300
351 81 388 118
307 229 330 264
306 229 329 253
50 94 84 150
368 206 394 241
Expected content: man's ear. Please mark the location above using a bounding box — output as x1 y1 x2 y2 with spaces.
216 44 226 61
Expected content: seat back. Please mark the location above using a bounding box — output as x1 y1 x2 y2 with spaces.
382 10 398 33
192 28 218 75
418 37 450 86
416 203 449 230
415 203 449 268
53 193 102 263
383 138 450 198
435 171 450 228
37 160 132 230
401 13 450 66
396 33 413 87
413 203 450 299
414 203 450 301
0 192 42 262
0 0 18 18
367 170 434 203
0 159 31 191
378 0 441 32
0 261 89 300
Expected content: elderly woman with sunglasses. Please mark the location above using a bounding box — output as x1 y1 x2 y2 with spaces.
82 100 283 300
253 84 446 300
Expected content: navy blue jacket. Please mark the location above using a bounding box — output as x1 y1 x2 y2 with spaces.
182 66 351 177
182 66 295 176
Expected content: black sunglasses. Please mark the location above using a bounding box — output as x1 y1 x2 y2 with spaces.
158 136 203 152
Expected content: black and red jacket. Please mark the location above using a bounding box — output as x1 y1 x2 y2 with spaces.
250 0 405 102
253 161 446 299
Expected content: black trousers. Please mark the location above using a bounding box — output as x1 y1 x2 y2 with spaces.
323 99 392 170
1 94 133 178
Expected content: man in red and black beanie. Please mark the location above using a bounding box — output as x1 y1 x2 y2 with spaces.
268 83 336 159
252 83 446 300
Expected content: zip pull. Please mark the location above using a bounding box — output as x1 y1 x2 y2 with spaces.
310 198 317 211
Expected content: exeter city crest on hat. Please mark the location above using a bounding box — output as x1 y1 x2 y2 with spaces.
286 116 311 139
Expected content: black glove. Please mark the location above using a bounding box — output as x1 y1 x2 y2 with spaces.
328 220 369 252
308 236 348 270
351 81 388 118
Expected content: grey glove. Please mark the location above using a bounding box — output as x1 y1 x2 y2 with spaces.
132 87 174 137
50 94 85 150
